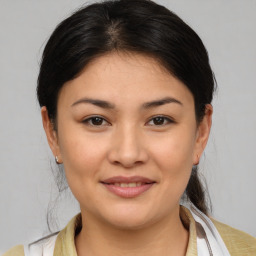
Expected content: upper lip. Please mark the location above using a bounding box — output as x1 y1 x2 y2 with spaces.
101 176 155 184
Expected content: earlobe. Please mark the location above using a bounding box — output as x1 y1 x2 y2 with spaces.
41 106 62 162
193 104 213 164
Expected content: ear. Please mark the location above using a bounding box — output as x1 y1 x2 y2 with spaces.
193 104 213 165
41 106 62 163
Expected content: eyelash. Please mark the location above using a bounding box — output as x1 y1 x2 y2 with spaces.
82 115 175 127
147 116 174 126
82 116 110 127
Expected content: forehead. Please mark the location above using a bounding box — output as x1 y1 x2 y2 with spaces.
59 51 194 108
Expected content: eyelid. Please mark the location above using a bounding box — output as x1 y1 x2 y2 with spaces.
146 115 175 126
81 115 175 127
82 115 111 126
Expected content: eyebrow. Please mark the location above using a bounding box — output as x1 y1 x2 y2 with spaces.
71 98 115 109
141 97 182 109
71 97 182 109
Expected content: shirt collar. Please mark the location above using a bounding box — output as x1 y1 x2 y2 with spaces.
53 206 198 256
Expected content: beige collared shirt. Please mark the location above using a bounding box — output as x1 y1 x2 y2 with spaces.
4 206 256 256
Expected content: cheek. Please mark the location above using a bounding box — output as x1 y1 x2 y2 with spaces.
57 130 110 209
150 129 195 171
57 127 107 184
148 128 195 195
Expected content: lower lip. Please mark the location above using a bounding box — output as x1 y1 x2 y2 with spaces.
102 183 155 198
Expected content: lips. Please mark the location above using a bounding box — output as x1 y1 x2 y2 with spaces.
101 176 156 198
101 176 155 184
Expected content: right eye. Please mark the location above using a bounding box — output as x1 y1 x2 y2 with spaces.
82 116 110 126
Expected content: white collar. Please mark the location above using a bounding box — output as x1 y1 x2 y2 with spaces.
24 204 231 256
183 203 231 256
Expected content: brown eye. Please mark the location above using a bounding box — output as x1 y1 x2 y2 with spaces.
147 116 174 126
153 117 165 125
91 117 104 125
82 116 109 126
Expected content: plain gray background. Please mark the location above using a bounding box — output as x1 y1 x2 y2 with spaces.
0 0 255 252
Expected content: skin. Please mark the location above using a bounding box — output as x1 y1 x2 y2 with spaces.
42 52 212 256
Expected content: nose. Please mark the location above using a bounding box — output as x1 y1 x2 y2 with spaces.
107 125 149 168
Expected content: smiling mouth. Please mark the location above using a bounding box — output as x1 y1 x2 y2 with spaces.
100 176 156 198
101 182 155 187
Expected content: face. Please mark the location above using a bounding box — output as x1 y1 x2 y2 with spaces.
42 52 212 230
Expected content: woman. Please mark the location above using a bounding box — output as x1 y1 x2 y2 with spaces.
4 0 256 255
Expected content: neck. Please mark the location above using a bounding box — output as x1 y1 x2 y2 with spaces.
75 207 189 256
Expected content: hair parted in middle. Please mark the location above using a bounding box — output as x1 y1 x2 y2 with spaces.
37 0 215 215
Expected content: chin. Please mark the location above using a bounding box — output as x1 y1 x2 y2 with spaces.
108 216 152 231
99 205 158 230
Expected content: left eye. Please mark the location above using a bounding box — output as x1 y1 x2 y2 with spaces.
147 116 174 126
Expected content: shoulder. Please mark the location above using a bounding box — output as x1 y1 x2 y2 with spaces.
2 232 59 256
212 218 256 255
2 245 24 256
